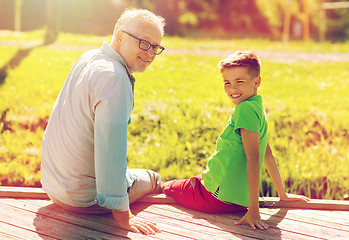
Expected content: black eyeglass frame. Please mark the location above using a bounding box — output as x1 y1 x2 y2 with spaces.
122 30 165 55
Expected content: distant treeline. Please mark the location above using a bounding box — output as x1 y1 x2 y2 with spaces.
0 0 348 40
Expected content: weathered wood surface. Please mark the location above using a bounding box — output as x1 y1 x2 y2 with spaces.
2 186 349 210
0 186 49 199
1 196 349 239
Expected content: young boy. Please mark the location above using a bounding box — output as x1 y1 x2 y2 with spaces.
163 51 310 230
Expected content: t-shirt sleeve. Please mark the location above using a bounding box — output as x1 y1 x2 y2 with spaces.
233 102 260 135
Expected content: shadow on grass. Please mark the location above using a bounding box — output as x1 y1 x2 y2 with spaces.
0 34 58 86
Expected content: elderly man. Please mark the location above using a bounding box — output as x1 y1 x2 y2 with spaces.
41 9 166 235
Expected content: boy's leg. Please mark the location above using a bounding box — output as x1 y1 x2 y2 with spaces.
128 168 163 205
163 174 210 211
164 175 246 213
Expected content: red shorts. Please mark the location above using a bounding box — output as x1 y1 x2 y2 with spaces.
163 174 247 213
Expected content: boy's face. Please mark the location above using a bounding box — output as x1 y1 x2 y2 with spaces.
222 67 261 106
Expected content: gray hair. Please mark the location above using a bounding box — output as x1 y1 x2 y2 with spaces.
113 9 166 37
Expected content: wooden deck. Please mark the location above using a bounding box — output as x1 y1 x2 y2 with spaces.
1 188 349 239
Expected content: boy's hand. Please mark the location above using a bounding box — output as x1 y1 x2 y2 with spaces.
279 193 310 203
235 209 269 230
112 209 160 235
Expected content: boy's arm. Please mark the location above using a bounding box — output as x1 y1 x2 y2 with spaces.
235 128 269 230
264 142 310 202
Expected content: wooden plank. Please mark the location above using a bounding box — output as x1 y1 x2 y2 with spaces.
0 198 190 240
142 203 349 240
133 206 251 240
139 193 349 211
24 198 349 239
26 198 253 239
0 201 154 240
1 187 348 239
25 198 201 240
137 214 242 240
0 232 28 240
258 208 349 239
1 187 348 211
0 187 49 199
260 197 349 211
133 203 275 240
260 208 349 230
259 209 349 240
132 202 320 240
0 231 30 240
0 199 157 240
138 193 177 204
0 221 57 240
2 197 349 240
0 204 90 240
2 198 254 240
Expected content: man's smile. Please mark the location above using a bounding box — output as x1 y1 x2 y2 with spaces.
138 56 150 63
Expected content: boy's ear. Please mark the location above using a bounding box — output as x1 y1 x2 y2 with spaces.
255 76 261 88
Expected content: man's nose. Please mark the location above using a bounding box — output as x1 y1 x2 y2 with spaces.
145 47 156 56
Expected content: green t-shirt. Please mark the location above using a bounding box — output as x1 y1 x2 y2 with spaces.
201 95 268 207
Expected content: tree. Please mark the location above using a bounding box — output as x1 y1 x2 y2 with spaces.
45 0 60 44
256 0 323 40
182 0 271 36
14 0 22 31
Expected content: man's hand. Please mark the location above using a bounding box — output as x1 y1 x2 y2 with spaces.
112 209 160 235
235 208 269 230
280 193 311 202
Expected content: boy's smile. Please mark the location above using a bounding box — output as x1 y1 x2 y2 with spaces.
222 67 261 106
231 93 242 99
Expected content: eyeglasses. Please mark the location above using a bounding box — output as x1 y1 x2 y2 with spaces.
122 31 165 55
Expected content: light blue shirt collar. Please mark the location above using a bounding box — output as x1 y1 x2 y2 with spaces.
100 42 135 92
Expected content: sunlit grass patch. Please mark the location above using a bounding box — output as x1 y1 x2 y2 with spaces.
0 32 348 200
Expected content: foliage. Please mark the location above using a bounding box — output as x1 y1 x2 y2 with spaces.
0 31 348 200
129 56 349 200
325 0 349 40
1 0 349 40
183 0 271 35
255 0 321 28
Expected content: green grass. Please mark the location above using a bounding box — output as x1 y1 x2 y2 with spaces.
163 37 349 53
1 30 348 200
130 55 349 200
2 29 349 53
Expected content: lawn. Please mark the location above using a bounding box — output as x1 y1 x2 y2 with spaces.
0 30 348 200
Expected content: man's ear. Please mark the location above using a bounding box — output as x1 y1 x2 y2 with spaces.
255 76 261 88
115 30 124 47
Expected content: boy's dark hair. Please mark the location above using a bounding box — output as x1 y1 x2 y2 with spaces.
218 51 261 77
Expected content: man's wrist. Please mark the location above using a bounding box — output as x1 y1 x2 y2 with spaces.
112 209 132 223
